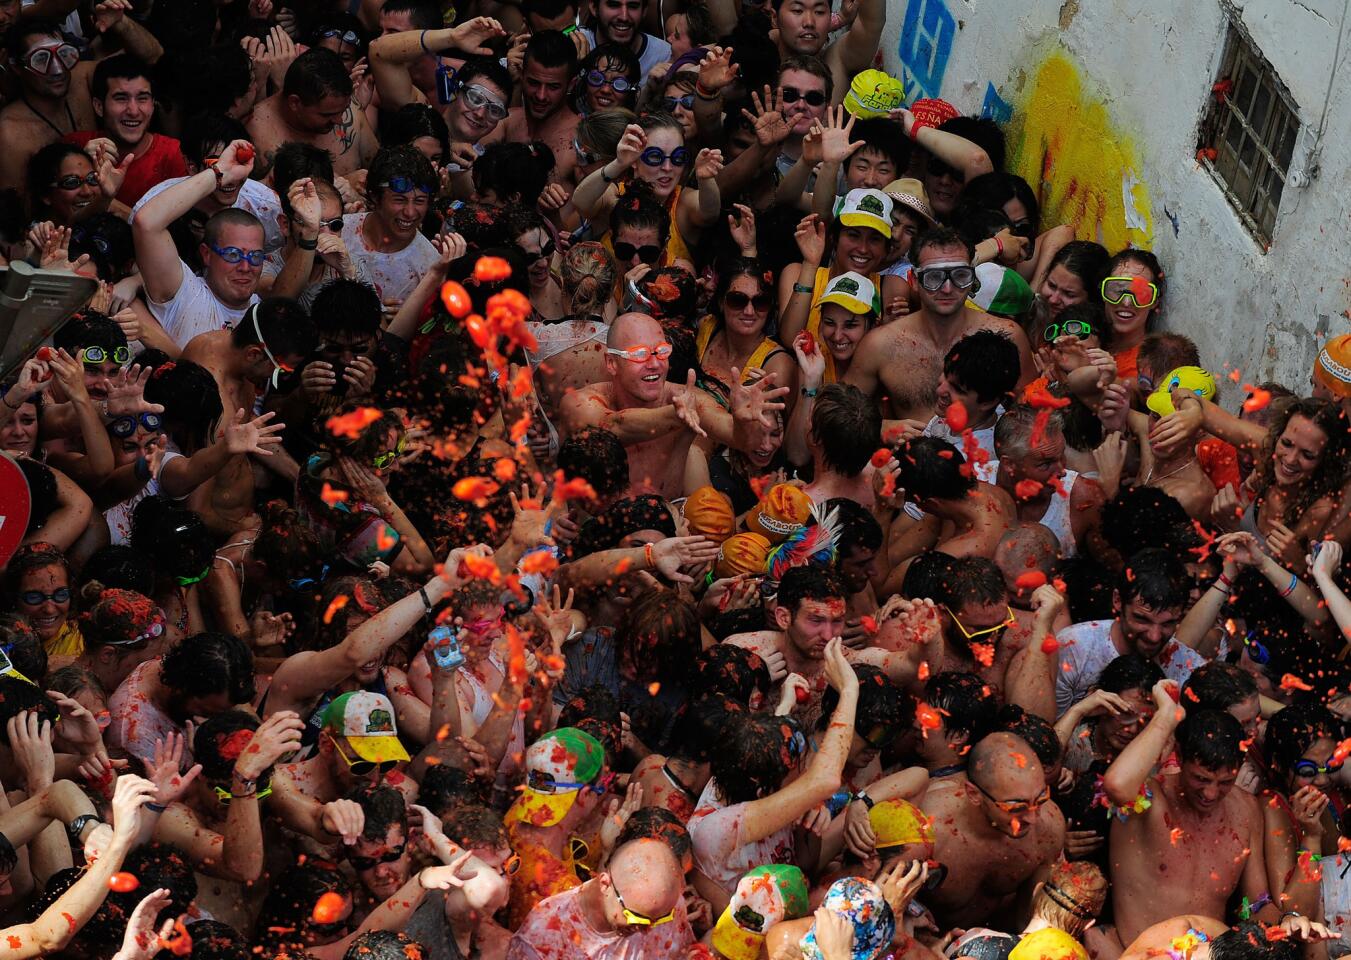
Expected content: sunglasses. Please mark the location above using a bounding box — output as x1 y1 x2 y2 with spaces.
613 879 675 926
319 216 345 232
974 780 1051 815
319 28 361 45
460 83 508 121
1101 276 1159 308
176 563 212 587
723 290 771 313
213 780 274 805
779 86 826 106
21 587 71 606
1009 219 1037 240
289 564 330 591
110 412 164 438
250 303 294 389
639 146 690 167
861 724 898 750
82 344 131 365
943 604 1016 640
379 176 433 195
613 241 661 264
916 265 976 291
528 769 617 796
1043 319 1093 342
501 852 523 876
329 734 401 777
210 244 266 266
52 172 100 191
586 70 633 92
348 844 406 871
662 94 695 111
24 42 80 75
372 434 408 470
1293 758 1344 779
606 342 672 363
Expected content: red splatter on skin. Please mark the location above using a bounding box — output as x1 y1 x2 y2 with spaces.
870 448 893 469
108 872 139 892
945 400 968 433
1015 571 1047 591
62 913 77 932
312 892 346 924
1012 752 1027 768
326 406 382 439
1280 673 1314 692
1014 479 1044 500
1163 681 1181 702
8 936 22 949
440 280 472 318
235 143 255 164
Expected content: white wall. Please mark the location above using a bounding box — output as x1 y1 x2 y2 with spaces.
880 0 1351 399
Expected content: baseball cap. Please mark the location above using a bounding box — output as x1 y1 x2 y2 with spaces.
837 188 893 238
843 69 904 119
1314 334 1351 399
504 727 605 828
970 263 1034 318
322 691 410 765
910 97 959 131
882 178 937 228
946 929 1019 960
1009 928 1089 960
1145 365 1218 417
799 877 896 960
869 798 935 850
710 865 810 960
817 272 877 316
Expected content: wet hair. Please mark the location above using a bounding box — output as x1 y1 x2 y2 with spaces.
1031 860 1106 938
943 556 1007 610
256 862 351 952
254 500 326 591
457 55 514 102
559 241 618 317
54 311 128 359
993 403 1065 464
0 675 59 743
161 631 256 705
925 671 997 742
1183 661 1257 713
1209 922 1299 960
572 495 676 556
574 107 637 166
70 213 135 281
309 279 383 340
180 112 250 168
617 589 701 686
76 584 161 653
129 497 214 583
0 613 45 684
524 28 578 72
382 103 450 162
670 694 741 763
616 806 693 872
957 172 1040 235
473 141 556 208
689 645 771 706
440 801 508 851
1264 701 1342 785
1252 398 1351 530
553 427 626 504
1055 555 1116 623
902 550 957 602
5 543 68 610
272 142 335 214
944 330 1020 403
342 932 425 960
777 53 833 102
1097 653 1165 695
418 764 481 815
143 359 222 453
829 497 883 558
994 704 1060 770
349 783 409 842
811 383 881 477
367 145 437 200
1118 548 1192 613
284 46 353 103
27 142 92 218
821 664 911 734
576 43 640 111
186 919 251 960
610 180 670 247
193 709 261 782
712 712 805 803
892 435 976 499
557 683 622 757
232 297 319 360
777 563 847 614
912 225 974 263
1137 332 1198 381
379 0 441 29
306 577 387 652
1175 709 1243 771
1100 486 1194 560
1046 241 1110 306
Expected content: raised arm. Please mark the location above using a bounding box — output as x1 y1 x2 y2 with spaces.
1101 680 1181 806
829 0 885 78
24 464 94 551
1311 541 1351 655
369 17 506 110
1002 585 1063 721
159 409 285 499
890 108 993 182
777 215 826 346
572 123 647 218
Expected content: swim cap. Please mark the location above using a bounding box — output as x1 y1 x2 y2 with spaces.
1314 334 1351 399
745 483 813 544
684 486 736 544
715 532 772 578
1145 365 1217 416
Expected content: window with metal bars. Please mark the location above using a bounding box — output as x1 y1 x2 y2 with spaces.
1197 21 1300 247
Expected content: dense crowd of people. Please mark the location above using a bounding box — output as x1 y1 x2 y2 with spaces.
1 1 1351 960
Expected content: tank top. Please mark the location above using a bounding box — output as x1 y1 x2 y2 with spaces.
974 460 1080 557
694 315 788 389
604 182 693 268
806 266 882 383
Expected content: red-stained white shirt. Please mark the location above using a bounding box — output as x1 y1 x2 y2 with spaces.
506 884 694 960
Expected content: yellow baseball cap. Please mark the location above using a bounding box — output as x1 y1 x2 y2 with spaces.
1145 365 1217 416
322 691 410 765
843 69 904 119
817 272 877 315
711 865 810 960
504 728 605 828
837 188 893 238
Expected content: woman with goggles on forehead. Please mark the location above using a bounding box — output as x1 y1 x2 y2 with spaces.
1099 247 1166 384
573 111 725 271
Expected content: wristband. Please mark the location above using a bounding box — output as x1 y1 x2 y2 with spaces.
145 802 166 813
2 392 19 410
419 29 433 54
296 235 318 250
801 386 819 398
601 164 621 184
211 164 225 187
420 585 434 616
1211 581 1231 596
792 283 814 295
644 542 655 569
853 790 875 809
694 81 721 100
1280 572 1298 598
1217 572 1234 589
994 235 1004 258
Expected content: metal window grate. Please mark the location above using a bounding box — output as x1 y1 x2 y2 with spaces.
1198 22 1300 247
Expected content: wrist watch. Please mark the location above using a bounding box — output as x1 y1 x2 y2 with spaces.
67 814 99 843
852 790 875 809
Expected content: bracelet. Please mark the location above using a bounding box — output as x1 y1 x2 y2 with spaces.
853 790 875 809
2 392 20 410
801 386 819 398
296 235 318 250
145 802 166 813
601 164 621 184
644 542 655 569
694 81 721 100
1211 582 1231 596
1217 571 1234 589
211 165 224 187
420 586 434 616
792 283 814 295
908 121 925 142
419 29 432 54
994 235 1004 258
1280 572 1298 598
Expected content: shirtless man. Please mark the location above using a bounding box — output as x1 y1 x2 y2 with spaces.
846 227 1034 422
489 31 579 186
920 731 1066 929
179 298 315 535
559 313 786 500
1103 689 1276 948
248 48 379 178
889 436 1017 566
800 383 880 509
0 19 97 191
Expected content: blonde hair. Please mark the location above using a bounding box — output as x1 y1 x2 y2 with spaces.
561 242 617 317
1030 861 1107 937
575 108 637 163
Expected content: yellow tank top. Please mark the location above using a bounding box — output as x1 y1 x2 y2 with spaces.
806 266 883 384
695 315 784 386
45 621 84 657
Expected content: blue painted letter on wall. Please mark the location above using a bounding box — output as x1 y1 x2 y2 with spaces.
897 0 956 100
981 82 1012 124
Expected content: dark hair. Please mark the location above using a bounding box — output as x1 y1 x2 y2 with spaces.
903 550 957 602
343 932 426 960
181 112 250 167
162 631 256 705
722 19 779 92
913 225 974 263
0 613 45 683
379 0 441 29
193 709 261 782
953 205 1012 249
1097 654 1165 695
938 116 1005 171
4 542 68 601
308 11 368 54
107 844 198 941
523 0 578 20
1052 301 1108 350
15 459 56 533
524 28 578 72
689 645 771 706
810 383 881 476
382 103 450 162
129 498 214 585
272 142 336 214
820 664 911 734
179 49 254 122
92 53 151 101
256 862 350 951
473 141 556 208
5 17 62 63
610 180 670 247
554 427 629 504
994 704 1060 770
1054 555 1116 623
713 256 776 329
1046 241 1110 306
309 279 382 340
77 585 161 653
1175 709 1243 771
1253 398 1351 530
1137 332 1198 381
957 172 1040 235
144 359 222 453
0 675 59 743
1100 486 1194 561
617 590 701 686
943 556 1006 610
1210 922 1298 960
777 53 833 103
669 694 741 763
440 801 508 850
828 497 883 557
925 671 997 741
419 764 481 815
1106 247 1165 305
54 311 128 358
846 117 910 172
1264 701 1342 785
27 142 91 218
616 806 693 872
185 919 250 960
458 55 514 102
712 712 804 803
349 783 409 841
576 43 640 111
70 213 135 281
893 435 975 499
232 298 319 361
367 145 437 200
572 495 675 556
944 330 1020 404
283 46 353 102
1118 548 1191 613
777 563 847 612
1182 661 1257 713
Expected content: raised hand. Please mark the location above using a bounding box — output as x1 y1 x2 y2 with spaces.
316 233 355 277
7 710 55 792
222 408 285 456
599 781 643 853
693 148 723 181
697 45 738 93
449 16 507 56
673 369 707 438
215 139 257 188
14 356 54 398
878 858 928 918
1210 484 1244 533
97 148 136 200
742 85 789 148
815 105 864 164
48 689 106 757
730 368 789 429
727 203 757 255
47 347 89 401
1216 530 1265 568
110 774 158 845
794 213 827 263
321 798 365 845
822 637 858 695
432 231 468 271
813 906 855 960
260 25 299 87
236 710 305 779
1096 380 1130 433
250 609 295 648
113 887 176 960
1311 539 1343 579
533 584 577 654
144 731 203 806
1030 582 1065 626
650 535 720 583
288 178 323 235
776 673 811 715
614 124 647 171
92 0 131 32
419 852 476 889
871 454 905 511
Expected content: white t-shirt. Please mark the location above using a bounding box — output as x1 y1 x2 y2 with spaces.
132 177 287 255
341 213 440 304
146 258 258 347
688 779 796 896
1054 618 1206 717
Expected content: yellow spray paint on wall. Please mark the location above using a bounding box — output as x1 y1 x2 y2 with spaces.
1008 53 1154 251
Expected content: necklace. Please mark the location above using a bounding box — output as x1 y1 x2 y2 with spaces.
1144 457 1196 486
21 93 75 137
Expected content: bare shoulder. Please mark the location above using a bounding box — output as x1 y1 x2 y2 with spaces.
725 630 778 655
970 307 1026 341
559 382 610 425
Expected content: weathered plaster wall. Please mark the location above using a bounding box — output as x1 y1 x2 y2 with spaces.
882 0 1351 400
